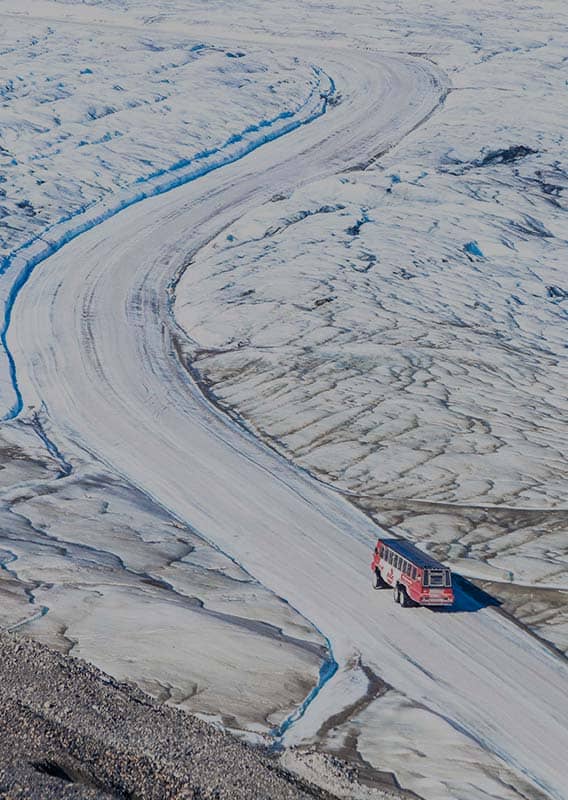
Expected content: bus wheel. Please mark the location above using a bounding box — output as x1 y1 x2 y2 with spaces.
372 570 386 590
399 587 412 608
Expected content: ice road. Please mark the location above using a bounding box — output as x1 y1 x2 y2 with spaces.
7 34 568 800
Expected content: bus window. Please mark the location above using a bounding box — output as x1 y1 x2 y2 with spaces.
420 568 449 587
428 569 445 587
411 566 417 580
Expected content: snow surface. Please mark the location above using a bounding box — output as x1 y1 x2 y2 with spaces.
0 419 327 731
174 0 568 641
2 0 568 798
0 6 332 416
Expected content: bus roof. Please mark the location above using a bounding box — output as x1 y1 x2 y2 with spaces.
379 538 447 570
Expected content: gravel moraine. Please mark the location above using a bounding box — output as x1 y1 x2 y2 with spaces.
0 633 337 800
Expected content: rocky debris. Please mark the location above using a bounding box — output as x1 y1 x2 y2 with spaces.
441 144 539 174
280 749 407 800
0 633 335 800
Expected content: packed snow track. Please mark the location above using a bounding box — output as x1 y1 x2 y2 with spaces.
8 43 568 800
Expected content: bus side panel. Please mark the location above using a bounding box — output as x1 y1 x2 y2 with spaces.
379 557 396 587
371 540 385 574
404 577 423 604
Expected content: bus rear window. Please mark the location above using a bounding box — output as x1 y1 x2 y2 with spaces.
423 569 451 587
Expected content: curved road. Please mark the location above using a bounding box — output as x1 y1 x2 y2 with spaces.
8 46 568 800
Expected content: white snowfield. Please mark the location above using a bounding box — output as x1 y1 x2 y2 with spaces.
0 6 333 416
8 23 568 799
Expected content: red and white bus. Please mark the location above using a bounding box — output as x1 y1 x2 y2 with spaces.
371 538 454 607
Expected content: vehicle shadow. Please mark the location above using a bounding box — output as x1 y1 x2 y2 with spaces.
427 574 501 614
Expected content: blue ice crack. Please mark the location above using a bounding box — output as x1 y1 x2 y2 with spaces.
0 65 336 420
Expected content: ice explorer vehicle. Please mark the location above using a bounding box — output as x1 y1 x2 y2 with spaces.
371 538 454 607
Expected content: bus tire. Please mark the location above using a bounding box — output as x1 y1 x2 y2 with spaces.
372 570 386 590
399 587 412 608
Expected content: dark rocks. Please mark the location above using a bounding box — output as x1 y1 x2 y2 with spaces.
478 145 538 167
0 633 334 800
546 285 568 301
442 145 539 175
